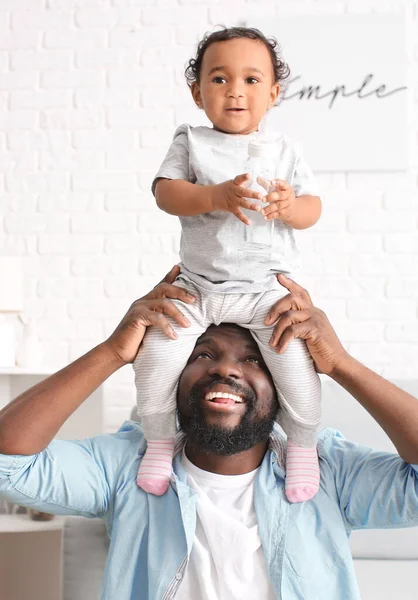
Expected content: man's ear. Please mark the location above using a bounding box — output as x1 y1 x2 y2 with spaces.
269 83 280 107
191 82 203 109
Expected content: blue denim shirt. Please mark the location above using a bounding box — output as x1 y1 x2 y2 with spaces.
1 421 418 600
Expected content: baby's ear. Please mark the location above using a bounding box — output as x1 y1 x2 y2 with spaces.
191 82 203 109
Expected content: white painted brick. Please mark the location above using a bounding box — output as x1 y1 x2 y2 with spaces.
0 0 44 7
310 212 346 232
71 213 136 233
104 234 140 255
1 194 38 212
314 173 347 190
25 256 71 278
38 193 104 212
140 47 191 69
333 320 384 343
0 71 38 90
39 108 104 130
10 90 71 110
41 69 105 88
386 277 418 298
385 322 418 342
104 277 146 298
384 234 418 253
71 255 139 278
138 254 180 276
105 193 143 211
44 29 107 49
0 234 37 255
0 32 40 50
68 298 127 319
0 150 37 171
383 190 418 209
109 26 174 48
47 0 109 7
74 88 138 109
0 51 8 71
7 130 71 152
137 209 179 234
348 343 416 366
105 150 145 171
4 173 46 193
39 148 105 171
4 215 46 234
142 6 207 26
37 277 103 299
11 9 71 30
38 234 103 255
301 254 349 276
106 107 174 129
139 127 174 149
313 233 383 254
72 172 137 193
75 48 137 68
347 172 415 192
348 211 417 233
39 341 69 368
315 276 385 299
74 7 121 28
73 130 136 151
350 255 418 276
107 66 174 88
25 298 68 320
10 49 73 71
347 299 416 321
105 406 132 433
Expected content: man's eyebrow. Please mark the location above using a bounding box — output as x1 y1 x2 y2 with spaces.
207 66 265 76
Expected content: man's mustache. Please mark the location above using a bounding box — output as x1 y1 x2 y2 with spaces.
188 376 256 407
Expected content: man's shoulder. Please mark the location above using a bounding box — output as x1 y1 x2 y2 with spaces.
89 420 146 459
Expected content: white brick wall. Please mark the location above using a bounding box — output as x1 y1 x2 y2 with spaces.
1 0 417 432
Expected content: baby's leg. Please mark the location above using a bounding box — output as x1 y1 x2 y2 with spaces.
250 322 321 502
228 289 321 503
133 284 207 495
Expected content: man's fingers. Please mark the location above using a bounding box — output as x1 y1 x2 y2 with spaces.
155 282 196 304
160 265 180 285
269 309 312 347
146 311 178 340
264 293 311 325
276 274 312 303
275 323 312 354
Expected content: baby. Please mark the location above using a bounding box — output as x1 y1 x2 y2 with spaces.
133 26 322 503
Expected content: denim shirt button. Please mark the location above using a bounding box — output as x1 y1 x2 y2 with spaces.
176 572 183 580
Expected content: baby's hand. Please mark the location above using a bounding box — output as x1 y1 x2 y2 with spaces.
261 179 296 223
211 173 264 225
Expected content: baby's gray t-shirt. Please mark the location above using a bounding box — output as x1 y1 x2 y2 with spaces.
153 124 319 294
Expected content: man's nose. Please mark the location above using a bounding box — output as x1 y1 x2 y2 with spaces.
207 358 243 380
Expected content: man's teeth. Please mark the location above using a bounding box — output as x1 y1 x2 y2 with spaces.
205 392 244 403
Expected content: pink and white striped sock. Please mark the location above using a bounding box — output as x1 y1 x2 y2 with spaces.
285 440 320 503
136 438 175 496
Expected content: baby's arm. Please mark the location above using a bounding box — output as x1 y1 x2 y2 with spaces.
261 181 322 230
155 175 264 226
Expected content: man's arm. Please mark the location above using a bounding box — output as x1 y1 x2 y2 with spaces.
267 274 418 464
0 266 195 456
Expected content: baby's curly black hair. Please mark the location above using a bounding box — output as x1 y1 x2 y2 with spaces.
184 26 290 92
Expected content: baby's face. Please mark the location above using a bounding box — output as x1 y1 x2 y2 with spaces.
191 37 280 135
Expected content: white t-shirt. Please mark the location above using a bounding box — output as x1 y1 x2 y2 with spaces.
176 450 276 600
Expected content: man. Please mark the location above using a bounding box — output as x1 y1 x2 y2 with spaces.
1 266 418 600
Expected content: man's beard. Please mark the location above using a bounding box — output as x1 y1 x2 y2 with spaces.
177 377 278 456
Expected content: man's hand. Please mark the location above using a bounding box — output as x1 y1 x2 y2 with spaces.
211 174 264 225
265 274 349 375
105 266 196 366
260 179 296 223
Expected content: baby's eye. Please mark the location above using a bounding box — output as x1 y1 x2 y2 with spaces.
212 76 226 84
246 77 259 84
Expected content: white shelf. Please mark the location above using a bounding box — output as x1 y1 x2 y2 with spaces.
0 514 65 533
0 367 56 376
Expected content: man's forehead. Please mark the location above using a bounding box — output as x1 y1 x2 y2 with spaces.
195 323 258 350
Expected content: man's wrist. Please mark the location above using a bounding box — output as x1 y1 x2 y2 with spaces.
328 353 359 382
